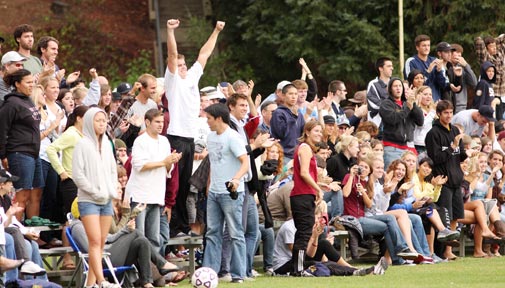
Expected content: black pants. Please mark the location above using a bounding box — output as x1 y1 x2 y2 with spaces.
167 134 194 236
308 239 342 263
290 194 315 274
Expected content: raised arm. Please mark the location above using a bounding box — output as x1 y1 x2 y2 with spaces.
166 19 180 74
197 21 225 69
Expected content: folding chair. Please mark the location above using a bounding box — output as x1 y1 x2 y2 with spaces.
65 226 138 288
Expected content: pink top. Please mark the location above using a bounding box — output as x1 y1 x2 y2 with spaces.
290 143 318 197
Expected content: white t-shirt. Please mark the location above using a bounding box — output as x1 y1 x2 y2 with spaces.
207 127 247 194
192 116 210 173
127 99 158 131
40 106 67 162
164 62 203 138
451 109 485 137
125 133 172 205
272 219 296 271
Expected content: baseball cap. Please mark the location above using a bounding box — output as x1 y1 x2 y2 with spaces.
276 80 291 91
478 105 496 122
336 116 350 127
349 90 366 104
1 51 27 65
112 91 122 101
436 42 453 52
323 115 336 124
116 82 132 95
0 169 20 183
200 86 223 100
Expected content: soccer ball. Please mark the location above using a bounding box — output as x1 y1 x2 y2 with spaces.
191 267 218 288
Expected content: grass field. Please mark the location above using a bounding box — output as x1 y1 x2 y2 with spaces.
179 257 505 288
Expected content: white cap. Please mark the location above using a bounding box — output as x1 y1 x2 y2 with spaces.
276 80 291 91
201 86 223 100
1 51 26 66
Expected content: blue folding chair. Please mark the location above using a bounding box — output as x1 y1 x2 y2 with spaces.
65 226 138 288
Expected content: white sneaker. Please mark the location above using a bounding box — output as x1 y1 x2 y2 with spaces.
251 269 262 277
19 260 46 276
219 273 232 282
99 280 121 288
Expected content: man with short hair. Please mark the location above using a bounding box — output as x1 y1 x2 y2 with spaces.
260 80 291 107
475 35 505 120
451 105 496 138
259 101 277 132
446 43 478 114
202 103 249 283
127 74 158 132
426 100 477 259
165 18 225 237
13 24 42 76
270 84 305 162
367 57 393 127
324 80 366 129
404 34 446 101
125 108 181 251
0 51 26 102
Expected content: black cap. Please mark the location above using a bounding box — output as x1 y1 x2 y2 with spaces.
478 105 496 122
112 91 122 101
436 42 452 52
116 82 132 95
0 169 20 183
323 115 336 124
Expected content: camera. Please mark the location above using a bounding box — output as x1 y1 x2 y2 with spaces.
357 167 362 176
225 181 238 200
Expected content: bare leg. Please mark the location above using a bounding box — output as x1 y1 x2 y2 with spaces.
444 221 458 259
462 201 497 238
427 227 435 255
427 209 447 232
14 189 30 219
81 214 112 286
26 187 42 218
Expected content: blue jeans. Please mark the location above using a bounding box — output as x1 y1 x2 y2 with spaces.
4 234 17 283
323 190 344 218
409 214 430 256
203 192 246 280
257 224 274 271
133 203 161 252
7 152 43 190
159 206 170 256
23 239 48 281
383 146 407 170
359 214 408 264
40 159 60 223
244 193 259 277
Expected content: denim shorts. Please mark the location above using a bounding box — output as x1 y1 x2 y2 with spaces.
7 152 43 190
78 200 113 217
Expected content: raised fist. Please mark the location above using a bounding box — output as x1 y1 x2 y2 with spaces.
215 21 225 31
167 19 180 29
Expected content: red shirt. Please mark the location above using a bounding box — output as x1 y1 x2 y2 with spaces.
290 143 318 197
342 174 367 218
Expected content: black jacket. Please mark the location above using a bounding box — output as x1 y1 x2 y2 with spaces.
0 92 41 159
379 96 424 145
426 120 467 189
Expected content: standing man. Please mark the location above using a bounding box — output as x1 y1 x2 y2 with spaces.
447 44 478 114
367 57 393 128
165 18 225 237
0 51 26 102
203 103 249 283
426 100 476 260
13 24 42 77
125 108 181 251
258 101 277 132
126 74 158 132
404 34 446 101
270 84 305 163
323 80 367 130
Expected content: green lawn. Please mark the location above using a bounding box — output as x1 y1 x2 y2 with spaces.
179 257 505 288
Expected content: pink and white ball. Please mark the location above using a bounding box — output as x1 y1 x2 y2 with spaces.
191 267 218 288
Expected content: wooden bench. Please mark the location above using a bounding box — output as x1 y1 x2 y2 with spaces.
166 236 203 274
39 246 75 271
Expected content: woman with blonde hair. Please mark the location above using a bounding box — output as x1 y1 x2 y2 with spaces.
327 135 360 182
413 86 436 155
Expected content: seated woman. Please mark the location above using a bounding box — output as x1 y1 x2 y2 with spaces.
342 156 418 265
365 156 433 264
272 203 388 276
70 182 185 288
462 154 504 257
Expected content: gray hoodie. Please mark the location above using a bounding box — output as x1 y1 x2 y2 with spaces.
72 107 118 205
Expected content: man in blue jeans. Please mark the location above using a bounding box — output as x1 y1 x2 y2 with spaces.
203 104 250 283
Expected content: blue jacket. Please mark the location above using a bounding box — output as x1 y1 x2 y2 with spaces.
270 105 305 159
404 54 446 101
